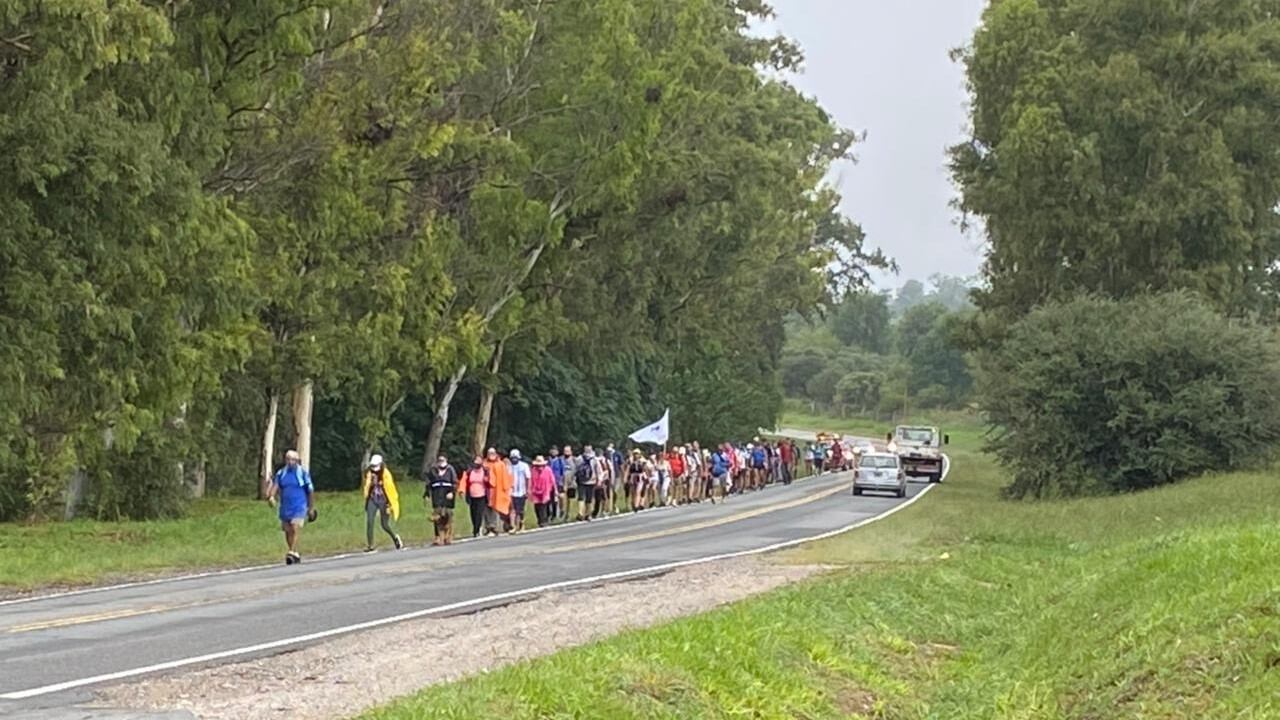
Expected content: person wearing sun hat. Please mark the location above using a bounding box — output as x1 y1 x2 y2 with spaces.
361 454 403 552
529 455 556 527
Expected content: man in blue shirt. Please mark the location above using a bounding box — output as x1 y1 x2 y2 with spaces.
710 446 731 504
548 446 565 520
267 449 315 565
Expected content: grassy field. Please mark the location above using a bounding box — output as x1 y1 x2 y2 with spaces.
361 412 1280 719
0 490 555 592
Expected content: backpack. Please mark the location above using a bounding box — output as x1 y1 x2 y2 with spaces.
575 459 594 483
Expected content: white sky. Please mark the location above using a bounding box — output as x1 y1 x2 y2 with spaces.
759 0 988 289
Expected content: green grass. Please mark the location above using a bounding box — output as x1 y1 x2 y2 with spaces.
779 408 987 447
360 413 1280 719
0 491 552 592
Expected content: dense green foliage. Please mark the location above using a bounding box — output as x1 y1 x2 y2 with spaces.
953 0 1280 496
952 0 1280 319
0 1 886 520
978 293 1280 498
781 277 975 416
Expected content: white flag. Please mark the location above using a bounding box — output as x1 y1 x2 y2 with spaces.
628 408 670 445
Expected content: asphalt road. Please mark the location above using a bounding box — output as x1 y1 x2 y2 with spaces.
1 465 936 717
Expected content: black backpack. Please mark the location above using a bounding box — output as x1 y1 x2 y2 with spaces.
575 459 594 483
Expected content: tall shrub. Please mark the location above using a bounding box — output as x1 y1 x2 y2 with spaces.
978 293 1280 498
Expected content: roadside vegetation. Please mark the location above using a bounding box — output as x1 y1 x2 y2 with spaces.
360 415 1280 719
782 275 976 423
1 0 889 524
0 491 429 591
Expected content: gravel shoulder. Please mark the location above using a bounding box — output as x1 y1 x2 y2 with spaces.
96 557 828 720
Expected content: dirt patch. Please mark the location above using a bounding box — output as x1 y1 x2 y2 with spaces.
830 683 878 716
96 558 826 720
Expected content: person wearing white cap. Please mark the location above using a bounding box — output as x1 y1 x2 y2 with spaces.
508 449 531 532
361 454 403 552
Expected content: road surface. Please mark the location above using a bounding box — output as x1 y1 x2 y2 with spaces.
1 465 937 717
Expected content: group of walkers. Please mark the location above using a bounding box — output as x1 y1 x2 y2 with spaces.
266 434 854 564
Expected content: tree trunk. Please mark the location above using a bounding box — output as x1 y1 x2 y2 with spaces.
65 427 114 520
422 364 467 476
63 468 87 521
190 458 207 499
292 380 314 468
260 390 280 499
470 341 506 456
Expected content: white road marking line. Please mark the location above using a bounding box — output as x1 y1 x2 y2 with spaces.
0 462 944 701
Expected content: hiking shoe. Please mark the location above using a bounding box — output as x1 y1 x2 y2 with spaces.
363 546 375 553
287 551 301 565
285 553 295 566
393 535 404 550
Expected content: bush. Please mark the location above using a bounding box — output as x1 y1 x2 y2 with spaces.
977 293 1280 498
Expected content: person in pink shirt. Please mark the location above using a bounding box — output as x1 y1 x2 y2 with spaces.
462 455 490 539
529 455 557 527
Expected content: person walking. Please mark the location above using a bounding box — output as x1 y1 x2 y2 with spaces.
574 445 598 521
626 449 647 512
656 452 672 506
266 449 315 565
509 449 531 532
462 456 490 538
605 442 624 514
779 439 794 485
548 446 564 520
830 440 845 474
361 454 403 552
529 455 556 527
425 454 460 545
685 444 702 502
710 445 731 504
749 442 767 491
668 446 686 504
482 447 513 536
561 445 580 520
591 447 611 519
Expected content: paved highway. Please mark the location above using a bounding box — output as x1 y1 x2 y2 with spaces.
1 464 938 717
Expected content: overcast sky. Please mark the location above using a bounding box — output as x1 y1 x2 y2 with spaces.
759 1 988 290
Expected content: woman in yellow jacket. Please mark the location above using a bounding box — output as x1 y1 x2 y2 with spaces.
362 454 403 552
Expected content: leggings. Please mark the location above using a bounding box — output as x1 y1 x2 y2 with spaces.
534 501 551 527
365 499 396 547
467 495 486 537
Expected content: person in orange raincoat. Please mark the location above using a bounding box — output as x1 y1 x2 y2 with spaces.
482 447 513 536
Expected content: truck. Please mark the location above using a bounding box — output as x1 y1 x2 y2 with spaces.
887 425 948 483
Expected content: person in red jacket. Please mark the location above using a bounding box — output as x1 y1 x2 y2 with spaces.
667 447 687 504
778 440 794 485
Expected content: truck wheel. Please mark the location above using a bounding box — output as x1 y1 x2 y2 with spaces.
852 487 862 496
929 472 941 484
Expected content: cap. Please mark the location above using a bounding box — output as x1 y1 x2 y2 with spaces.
510 449 521 459
369 454 384 468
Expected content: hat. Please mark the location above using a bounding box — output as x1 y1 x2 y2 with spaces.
632 448 642 456
532 455 547 466
510 449 521 459
369 454 384 468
